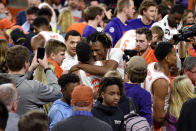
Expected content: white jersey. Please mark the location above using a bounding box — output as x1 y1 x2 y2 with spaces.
79 61 102 92
39 31 65 46
61 51 78 71
117 30 136 51
144 62 170 111
107 48 124 78
152 15 182 42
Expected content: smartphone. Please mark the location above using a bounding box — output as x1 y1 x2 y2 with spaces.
37 47 45 60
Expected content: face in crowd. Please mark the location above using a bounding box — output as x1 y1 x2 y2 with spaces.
66 35 81 57
101 84 121 107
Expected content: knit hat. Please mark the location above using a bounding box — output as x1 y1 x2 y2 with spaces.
126 56 147 74
71 84 93 107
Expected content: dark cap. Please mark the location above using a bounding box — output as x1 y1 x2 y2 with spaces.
10 28 26 44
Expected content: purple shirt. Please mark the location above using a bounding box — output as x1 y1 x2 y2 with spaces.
124 82 152 126
127 18 155 30
104 17 128 47
82 25 97 38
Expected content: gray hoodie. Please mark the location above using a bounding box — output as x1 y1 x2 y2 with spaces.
10 70 61 116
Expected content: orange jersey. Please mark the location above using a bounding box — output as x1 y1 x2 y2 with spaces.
48 59 63 78
67 22 87 36
138 48 157 65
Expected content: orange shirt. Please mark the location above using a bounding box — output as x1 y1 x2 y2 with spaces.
189 46 196 57
138 47 157 65
67 22 87 36
48 58 63 78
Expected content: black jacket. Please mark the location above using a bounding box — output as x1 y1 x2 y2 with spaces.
92 103 124 131
51 115 112 131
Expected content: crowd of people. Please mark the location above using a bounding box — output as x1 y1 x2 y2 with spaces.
0 0 196 131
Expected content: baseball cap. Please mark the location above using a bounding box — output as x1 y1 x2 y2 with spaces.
71 84 93 107
126 56 147 73
10 28 26 45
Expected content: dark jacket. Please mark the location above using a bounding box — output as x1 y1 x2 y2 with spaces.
51 115 113 131
16 11 26 26
92 103 124 131
177 98 196 131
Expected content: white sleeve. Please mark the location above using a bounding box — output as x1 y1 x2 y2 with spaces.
108 48 123 64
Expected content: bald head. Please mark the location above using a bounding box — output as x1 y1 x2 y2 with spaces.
0 75 18 112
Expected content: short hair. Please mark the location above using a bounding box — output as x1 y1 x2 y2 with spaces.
183 56 196 71
65 30 81 41
76 40 92 63
58 73 80 89
98 77 124 98
104 70 122 80
170 4 184 14
45 39 66 57
18 110 49 131
33 16 49 28
26 6 39 15
117 0 132 13
87 31 112 49
38 8 52 17
150 26 164 41
0 75 16 108
139 0 157 15
85 6 104 21
157 4 169 18
0 101 8 130
154 41 173 61
6 45 30 71
136 27 152 41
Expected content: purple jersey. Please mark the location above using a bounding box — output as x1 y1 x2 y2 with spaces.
127 18 155 30
104 17 128 47
82 25 97 38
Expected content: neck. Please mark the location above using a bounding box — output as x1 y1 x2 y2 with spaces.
155 62 170 76
61 97 70 105
141 16 152 25
8 69 26 75
88 20 98 29
139 47 149 56
117 13 127 25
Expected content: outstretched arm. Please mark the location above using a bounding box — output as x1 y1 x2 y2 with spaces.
69 60 118 76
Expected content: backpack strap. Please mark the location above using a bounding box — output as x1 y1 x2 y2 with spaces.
127 97 139 114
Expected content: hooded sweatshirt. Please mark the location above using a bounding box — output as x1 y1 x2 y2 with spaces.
10 70 61 116
92 103 124 131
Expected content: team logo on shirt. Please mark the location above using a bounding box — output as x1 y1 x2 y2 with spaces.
109 27 115 33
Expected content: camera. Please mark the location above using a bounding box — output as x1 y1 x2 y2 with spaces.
173 24 196 44
123 49 138 62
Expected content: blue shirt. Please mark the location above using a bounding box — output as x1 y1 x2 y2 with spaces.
104 17 128 47
124 82 152 126
127 18 155 30
82 25 97 38
48 99 73 130
73 110 93 117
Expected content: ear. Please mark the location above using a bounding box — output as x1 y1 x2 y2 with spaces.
148 40 152 46
24 61 29 70
101 92 104 99
50 52 56 60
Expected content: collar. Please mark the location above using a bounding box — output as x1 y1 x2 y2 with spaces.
72 110 93 117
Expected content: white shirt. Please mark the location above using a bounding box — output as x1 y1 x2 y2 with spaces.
61 51 78 71
22 21 30 32
107 48 124 78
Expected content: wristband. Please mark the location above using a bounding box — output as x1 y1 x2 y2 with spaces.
44 68 51 73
